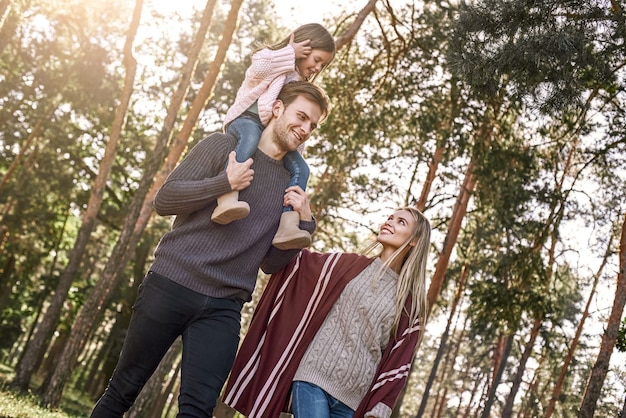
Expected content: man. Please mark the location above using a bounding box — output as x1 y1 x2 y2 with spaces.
91 81 330 417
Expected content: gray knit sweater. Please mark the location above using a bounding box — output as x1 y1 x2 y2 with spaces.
150 132 315 301
293 258 397 416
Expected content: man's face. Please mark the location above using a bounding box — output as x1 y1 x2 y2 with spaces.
271 96 323 152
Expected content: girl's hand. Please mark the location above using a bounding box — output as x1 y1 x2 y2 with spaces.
289 32 312 60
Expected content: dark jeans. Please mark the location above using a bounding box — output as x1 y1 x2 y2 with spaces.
91 271 244 418
227 115 310 212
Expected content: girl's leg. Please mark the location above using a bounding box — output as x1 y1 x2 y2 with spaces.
282 151 310 210
226 116 263 164
212 116 263 224
291 381 332 418
271 150 312 249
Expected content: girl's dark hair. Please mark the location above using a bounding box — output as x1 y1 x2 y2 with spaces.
257 23 336 81
270 23 335 54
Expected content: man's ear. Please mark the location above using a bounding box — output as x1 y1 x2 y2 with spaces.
272 99 284 117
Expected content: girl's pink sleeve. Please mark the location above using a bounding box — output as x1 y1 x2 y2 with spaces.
246 45 296 83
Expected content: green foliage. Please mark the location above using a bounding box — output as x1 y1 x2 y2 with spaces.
1 0 625 414
448 0 621 114
0 364 90 417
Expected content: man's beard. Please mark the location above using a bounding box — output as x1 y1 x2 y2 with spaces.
272 120 298 152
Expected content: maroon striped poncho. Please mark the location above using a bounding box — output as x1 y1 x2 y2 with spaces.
223 249 422 417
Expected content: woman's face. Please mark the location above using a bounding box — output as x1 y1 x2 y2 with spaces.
377 209 416 252
296 49 333 80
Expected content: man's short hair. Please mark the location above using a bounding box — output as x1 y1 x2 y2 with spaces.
277 81 331 124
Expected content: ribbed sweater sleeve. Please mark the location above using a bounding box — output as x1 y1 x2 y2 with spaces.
149 132 315 300
154 134 232 216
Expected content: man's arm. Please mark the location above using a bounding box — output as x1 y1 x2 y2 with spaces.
260 186 316 273
154 135 252 216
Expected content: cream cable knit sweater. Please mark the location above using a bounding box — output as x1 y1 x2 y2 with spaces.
293 258 398 417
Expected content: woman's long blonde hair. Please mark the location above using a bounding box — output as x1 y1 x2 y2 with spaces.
363 207 431 336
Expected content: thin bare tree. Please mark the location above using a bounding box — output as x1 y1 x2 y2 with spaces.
334 0 378 50
544 236 612 417
578 212 626 417
39 0 220 406
13 0 144 391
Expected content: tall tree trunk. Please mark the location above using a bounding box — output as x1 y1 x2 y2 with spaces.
415 264 468 417
501 319 542 417
461 372 483 418
151 357 182 418
39 0 227 407
434 387 448 418
415 144 443 211
519 354 543 418
416 79 460 212
578 212 626 417
544 238 610 417
426 161 477 312
12 0 142 390
163 367 183 418
481 334 513 418
426 118 493 315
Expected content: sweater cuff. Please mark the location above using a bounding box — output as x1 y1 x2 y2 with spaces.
299 217 316 234
367 402 392 418
254 45 296 74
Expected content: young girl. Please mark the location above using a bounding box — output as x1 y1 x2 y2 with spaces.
212 23 335 250
223 207 431 418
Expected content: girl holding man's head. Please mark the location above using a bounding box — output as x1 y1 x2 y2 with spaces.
213 23 335 252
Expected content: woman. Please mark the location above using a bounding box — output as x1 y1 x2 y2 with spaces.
223 207 431 418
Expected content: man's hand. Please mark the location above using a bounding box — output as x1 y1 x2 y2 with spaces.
282 186 312 221
225 151 254 191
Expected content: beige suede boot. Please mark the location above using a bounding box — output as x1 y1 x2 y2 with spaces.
211 191 250 224
272 211 311 250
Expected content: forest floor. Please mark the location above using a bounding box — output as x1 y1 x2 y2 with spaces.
0 364 91 418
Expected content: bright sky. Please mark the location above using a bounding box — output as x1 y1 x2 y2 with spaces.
143 0 342 24
275 2 329 22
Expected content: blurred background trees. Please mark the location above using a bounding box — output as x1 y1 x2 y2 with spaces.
0 0 624 416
